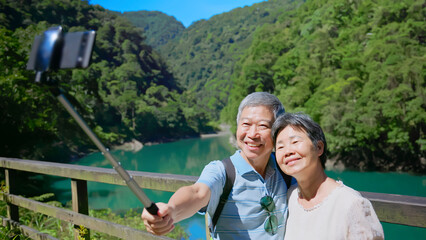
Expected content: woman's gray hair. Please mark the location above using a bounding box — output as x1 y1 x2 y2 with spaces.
272 113 328 168
236 92 285 123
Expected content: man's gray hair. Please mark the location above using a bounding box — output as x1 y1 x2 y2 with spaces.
236 92 285 123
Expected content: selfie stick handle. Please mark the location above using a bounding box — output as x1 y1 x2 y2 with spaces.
55 89 159 215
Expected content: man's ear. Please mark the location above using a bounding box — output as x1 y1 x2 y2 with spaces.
317 141 324 157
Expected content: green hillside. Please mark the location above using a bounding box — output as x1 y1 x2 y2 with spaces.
124 0 424 172
0 0 424 172
0 0 213 163
223 0 425 172
121 10 185 49
152 0 304 119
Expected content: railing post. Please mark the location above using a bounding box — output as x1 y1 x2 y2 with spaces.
71 179 90 240
5 169 19 222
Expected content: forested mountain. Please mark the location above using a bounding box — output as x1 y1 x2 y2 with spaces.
0 0 213 162
222 0 425 172
121 10 185 49
138 0 304 120
0 0 424 172
120 0 424 172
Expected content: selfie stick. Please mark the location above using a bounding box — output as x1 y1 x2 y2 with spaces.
27 26 159 215
55 91 159 215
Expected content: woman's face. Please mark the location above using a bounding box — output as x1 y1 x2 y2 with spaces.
275 126 323 177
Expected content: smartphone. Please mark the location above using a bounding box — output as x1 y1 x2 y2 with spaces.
27 28 96 71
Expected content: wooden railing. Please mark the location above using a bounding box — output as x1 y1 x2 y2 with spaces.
0 157 425 240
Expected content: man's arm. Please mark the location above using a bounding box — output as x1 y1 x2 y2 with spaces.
168 182 211 222
142 182 211 235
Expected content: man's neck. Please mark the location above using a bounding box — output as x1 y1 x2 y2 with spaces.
240 152 270 179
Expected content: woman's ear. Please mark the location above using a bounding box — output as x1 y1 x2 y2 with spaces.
317 141 324 157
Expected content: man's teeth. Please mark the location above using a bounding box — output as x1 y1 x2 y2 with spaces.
247 143 260 147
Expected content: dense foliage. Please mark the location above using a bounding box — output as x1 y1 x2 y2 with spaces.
121 10 185 49
0 0 213 162
222 0 425 172
143 0 305 120
0 0 424 173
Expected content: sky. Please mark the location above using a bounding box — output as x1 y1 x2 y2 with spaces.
89 0 266 27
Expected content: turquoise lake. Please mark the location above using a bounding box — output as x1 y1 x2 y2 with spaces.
51 134 426 240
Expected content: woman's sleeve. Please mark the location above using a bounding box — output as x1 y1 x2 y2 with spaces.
346 197 385 240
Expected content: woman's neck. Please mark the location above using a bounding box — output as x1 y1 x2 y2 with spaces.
296 167 328 201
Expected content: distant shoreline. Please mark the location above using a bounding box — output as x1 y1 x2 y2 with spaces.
200 124 231 138
113 124 233 151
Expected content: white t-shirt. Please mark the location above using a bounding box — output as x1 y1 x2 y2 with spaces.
284 181 384 240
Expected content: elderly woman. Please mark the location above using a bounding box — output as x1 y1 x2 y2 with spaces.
272 113 384 239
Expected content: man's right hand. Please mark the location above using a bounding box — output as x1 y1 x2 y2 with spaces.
141 202 175 235
141 183 211 235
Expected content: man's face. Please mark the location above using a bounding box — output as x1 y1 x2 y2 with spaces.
236 105 274 163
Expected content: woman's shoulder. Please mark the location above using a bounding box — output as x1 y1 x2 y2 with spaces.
338 182 362 197
337 183 384 238
334 182 373 208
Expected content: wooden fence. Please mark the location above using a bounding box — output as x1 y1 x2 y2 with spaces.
0 157 425 240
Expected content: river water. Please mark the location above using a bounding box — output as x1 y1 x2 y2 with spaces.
51 134 425 240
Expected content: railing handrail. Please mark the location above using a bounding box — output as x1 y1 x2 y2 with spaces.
0 157 425 240
0 157 197 192
0 193 170 240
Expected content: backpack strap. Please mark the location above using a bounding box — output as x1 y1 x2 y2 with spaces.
211 157 235 230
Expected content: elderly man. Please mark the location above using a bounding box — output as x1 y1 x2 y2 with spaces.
141 92 292 239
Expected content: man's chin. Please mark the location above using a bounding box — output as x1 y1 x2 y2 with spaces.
242 149 268 161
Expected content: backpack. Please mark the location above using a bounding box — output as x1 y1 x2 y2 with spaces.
210 156 292 232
